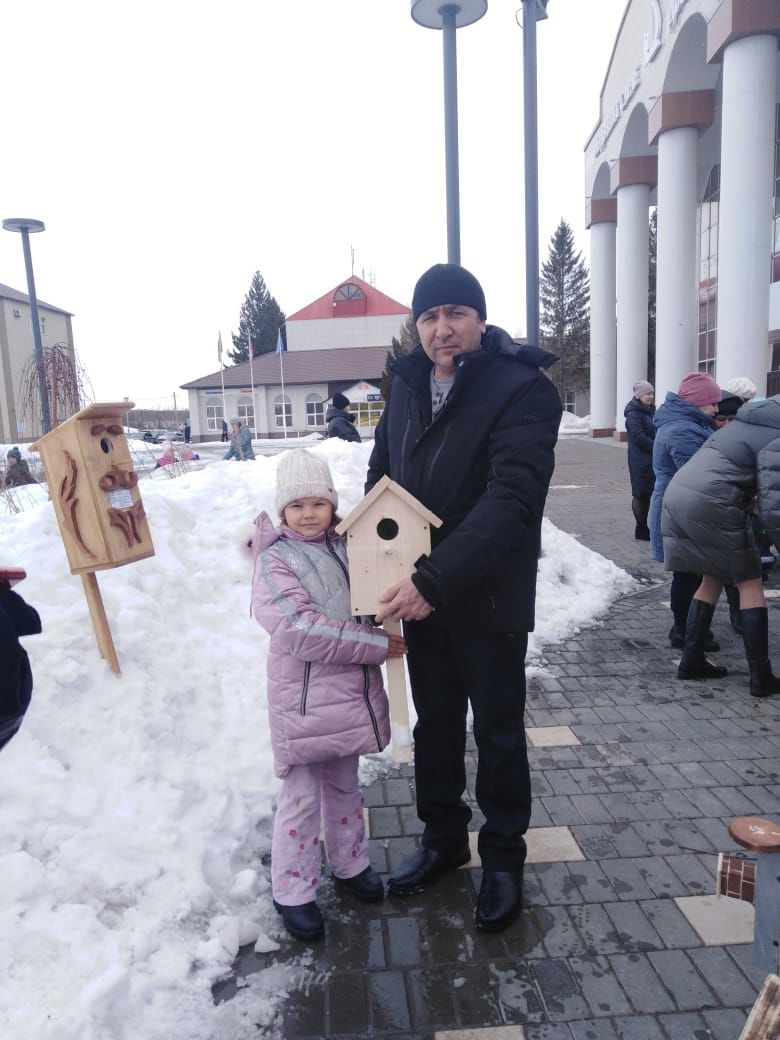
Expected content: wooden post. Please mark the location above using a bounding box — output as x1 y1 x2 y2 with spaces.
738 974 780 1040
383 619 411 764
729 816 780 974
81 571 121 675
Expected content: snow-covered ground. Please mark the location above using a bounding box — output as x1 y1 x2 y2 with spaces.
0 440 633 1040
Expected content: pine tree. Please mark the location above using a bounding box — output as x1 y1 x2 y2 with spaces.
539 219 590 402
228 272 285 364
380 314 420 400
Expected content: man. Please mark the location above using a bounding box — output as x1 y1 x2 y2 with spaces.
326 393 362 443
367 263 561 932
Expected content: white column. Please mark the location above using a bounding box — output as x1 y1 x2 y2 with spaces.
716 34 776 390
589 220 617 431
655 126 699 399
615 183 650 433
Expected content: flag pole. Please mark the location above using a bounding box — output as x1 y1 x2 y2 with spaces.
248 331 255 434
218 332 226 433
276 328 287 440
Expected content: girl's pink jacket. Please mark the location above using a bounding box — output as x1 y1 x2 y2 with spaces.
251 513 391 778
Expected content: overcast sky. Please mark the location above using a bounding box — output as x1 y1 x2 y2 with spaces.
0 0 627 407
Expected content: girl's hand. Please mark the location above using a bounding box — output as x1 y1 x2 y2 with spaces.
386 633 407 658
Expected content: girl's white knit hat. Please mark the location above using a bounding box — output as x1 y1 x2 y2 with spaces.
275 449 338 515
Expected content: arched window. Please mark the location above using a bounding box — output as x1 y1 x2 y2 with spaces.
332 282 367 317
274 394 292 428
697 165 720 376
306 393 324 427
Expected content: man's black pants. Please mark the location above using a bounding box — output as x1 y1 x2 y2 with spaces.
403 618 530 873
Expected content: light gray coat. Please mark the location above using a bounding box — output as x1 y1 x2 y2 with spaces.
661 397 780 581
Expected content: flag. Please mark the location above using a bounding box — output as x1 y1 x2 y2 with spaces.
217 332 223 363
276 330 286 356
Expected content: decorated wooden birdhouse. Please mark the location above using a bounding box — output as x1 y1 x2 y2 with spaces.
32 402 154 575
335 475 442 616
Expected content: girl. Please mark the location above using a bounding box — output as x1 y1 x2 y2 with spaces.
251 449 405 942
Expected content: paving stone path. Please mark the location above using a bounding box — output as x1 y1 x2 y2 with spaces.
215 436 780 1040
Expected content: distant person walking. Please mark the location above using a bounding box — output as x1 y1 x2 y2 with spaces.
649 372 721 650
224 418 255 461
183 423 191 444
221 419 229 443
624 380 655 540
326 394 361 443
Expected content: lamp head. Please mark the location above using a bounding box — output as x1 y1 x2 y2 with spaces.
3 218 45 234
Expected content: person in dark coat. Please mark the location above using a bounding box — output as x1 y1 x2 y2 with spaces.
662 395 780 697
326 394 362 443
649 372 721 650
0 575 41 750
624 380 655 540
366 263 562 933
221 419 229 443
183 423 191 444
3 451 37 487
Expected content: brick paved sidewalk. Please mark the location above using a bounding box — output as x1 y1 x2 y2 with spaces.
214 437 780 1040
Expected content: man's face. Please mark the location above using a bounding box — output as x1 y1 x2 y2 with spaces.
416 304 485 376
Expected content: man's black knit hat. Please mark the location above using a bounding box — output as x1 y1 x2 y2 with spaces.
412 263 487 322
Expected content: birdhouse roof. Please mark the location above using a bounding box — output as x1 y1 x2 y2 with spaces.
31 402 134 450
335 475 442 535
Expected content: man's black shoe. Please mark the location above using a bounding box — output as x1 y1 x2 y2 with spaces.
387 844 471 895
334 865 384 902
474 870 524 932
273 899 324 941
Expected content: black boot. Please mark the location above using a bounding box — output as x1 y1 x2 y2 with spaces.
725 585 742 634
669 620 720 652
739 607 780 697
677 600 729 680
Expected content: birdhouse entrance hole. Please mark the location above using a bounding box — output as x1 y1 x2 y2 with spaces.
100 437 113 454
377 518 399 541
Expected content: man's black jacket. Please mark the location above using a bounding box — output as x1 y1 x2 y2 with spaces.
326 406 362 443
366 326 561 632
0 587 41 750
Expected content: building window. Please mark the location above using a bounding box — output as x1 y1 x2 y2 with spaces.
697 165 719 375
772 103 780 284
206 403 224 432
562 391 576 414
274 394 292 428
306 393 324 426
352 400 385 430
333 283 365 301
237 397 254 430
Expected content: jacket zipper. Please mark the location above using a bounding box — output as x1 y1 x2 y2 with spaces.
362 665 381 749
300 661 312 715
325 532 351 584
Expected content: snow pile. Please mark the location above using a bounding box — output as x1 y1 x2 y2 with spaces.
0 440 632 1039
558 411 591 435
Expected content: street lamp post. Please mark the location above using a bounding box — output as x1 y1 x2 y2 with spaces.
411 0 487 265
2 217 51 433
519 0 549 347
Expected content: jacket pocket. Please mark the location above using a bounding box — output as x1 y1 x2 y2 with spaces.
299 661 312 715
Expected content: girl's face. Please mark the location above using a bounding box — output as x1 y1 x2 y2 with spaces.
699 403 718 417
639 391 654 407
282 497 333 537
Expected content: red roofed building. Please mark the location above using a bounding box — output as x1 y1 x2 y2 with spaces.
181 276 410 442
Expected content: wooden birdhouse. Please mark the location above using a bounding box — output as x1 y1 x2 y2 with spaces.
336 477 441 764
31 401 155 675
32 402 154 575
335 475 442 617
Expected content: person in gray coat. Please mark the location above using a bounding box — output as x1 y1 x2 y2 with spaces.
661 395 780 696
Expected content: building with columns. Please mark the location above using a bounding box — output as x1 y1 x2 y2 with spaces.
586 0 780 436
